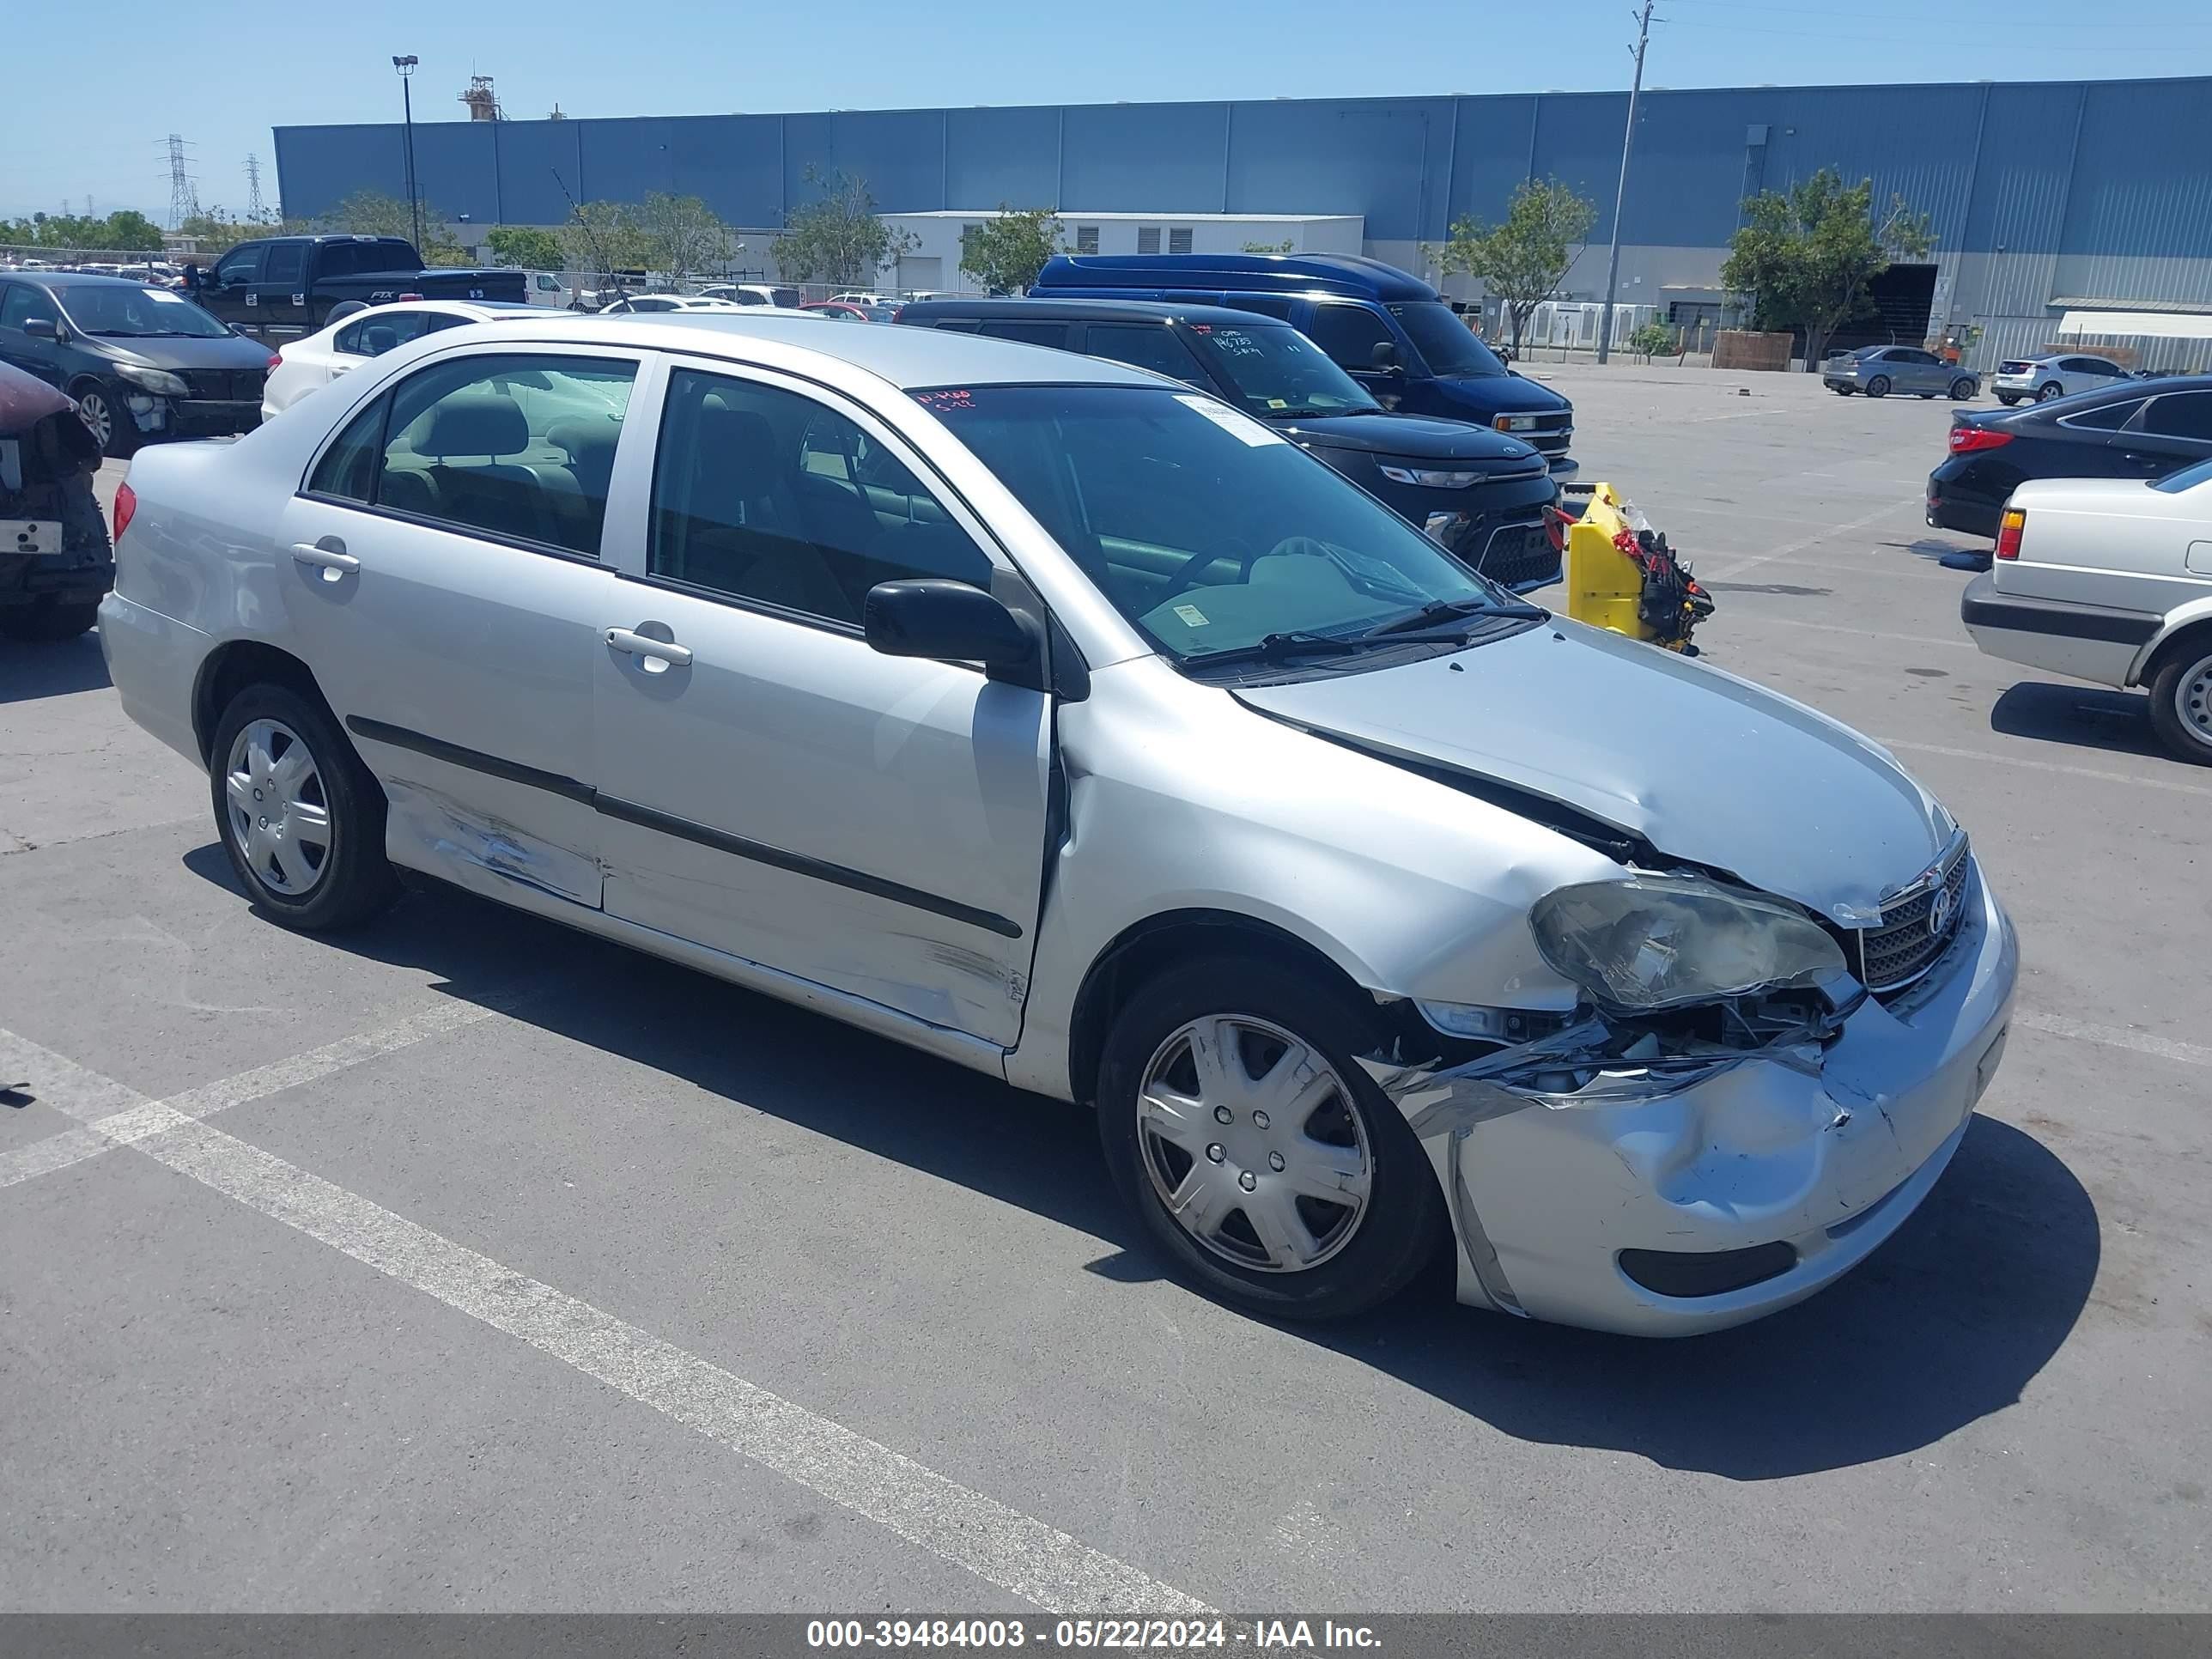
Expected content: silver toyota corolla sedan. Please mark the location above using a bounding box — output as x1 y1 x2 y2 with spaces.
99 313 2017 1336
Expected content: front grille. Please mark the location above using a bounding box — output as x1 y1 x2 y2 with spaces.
1854 836 1972 994
180 369 264 401
1464 520 1559 589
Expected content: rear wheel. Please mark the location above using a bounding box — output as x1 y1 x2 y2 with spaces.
1950 377 1978 400
2147 642 2212 767
1996 394 2020 406
1096 955 1445 1321
2037 381 2064 403
208 683 400 929
1865 374 1892 398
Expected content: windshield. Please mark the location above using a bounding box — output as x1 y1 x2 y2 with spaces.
1389 301 1507 378
916 384 1512 665
57 284 231 339
1185 324 1378 418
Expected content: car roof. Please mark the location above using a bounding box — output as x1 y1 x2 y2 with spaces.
898 297 1287 328
13 270 169 290
1035 252 1437 302
447 311 1162 391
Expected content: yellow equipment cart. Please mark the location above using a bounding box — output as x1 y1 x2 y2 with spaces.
1557 481 1714 653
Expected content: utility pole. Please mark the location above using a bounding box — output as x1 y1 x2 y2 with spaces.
392 55 422 252
1596 0 1657 365
245 155 269 223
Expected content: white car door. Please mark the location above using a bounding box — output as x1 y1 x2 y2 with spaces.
278 344 646 906
589 357 1053 1046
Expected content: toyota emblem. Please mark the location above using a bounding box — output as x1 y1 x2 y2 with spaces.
1927 886 1954 939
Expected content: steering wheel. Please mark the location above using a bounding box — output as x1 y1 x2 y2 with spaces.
1157 533 1273 601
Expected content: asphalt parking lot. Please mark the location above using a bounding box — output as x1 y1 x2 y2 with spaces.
3 365 2205 1615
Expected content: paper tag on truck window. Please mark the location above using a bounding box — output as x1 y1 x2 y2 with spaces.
1174 393 1284 447
1172 604 1209 628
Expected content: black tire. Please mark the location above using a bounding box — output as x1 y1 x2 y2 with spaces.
207 682 400 930
70 379 139 459
1918 391 1937 399
0 599 99 641
1831 385 1854 396
1996 394 2020 406
1950 377 1978 400
1865 374 1892 398
1095 953 1446 1322
2146 641 2212 767
2037 381 2064 403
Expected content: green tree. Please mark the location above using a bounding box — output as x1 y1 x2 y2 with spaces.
321 191 471 264
1720 167 1935 370
635 191 737 279
487 227 566 270
774 168 915 288
957 206 1064 294
1427 178 1597 353
558 200 657 281
1627 319 1674 359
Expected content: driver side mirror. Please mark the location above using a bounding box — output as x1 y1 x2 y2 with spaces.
23 317 58 341
1369 340 1401 372
864 579 1042 688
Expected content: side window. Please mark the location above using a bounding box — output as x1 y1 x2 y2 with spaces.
1085 323 1202 386
348 311 434 356
977 319 1072 348
1228 295 1297 321
333 320 367 355
1304 303 1396 373
2059 398 2143 432
2143 393 2212 442
307 397 387 502
264 244 305 285
371 352 636 554
213 246 264 287
647 368 993 627
2084 358 2124 377
0 283 56 330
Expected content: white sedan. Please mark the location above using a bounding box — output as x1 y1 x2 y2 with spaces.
98 312 2014 1336
1961 457 2212 763
262 301 548 421
594 294 756 315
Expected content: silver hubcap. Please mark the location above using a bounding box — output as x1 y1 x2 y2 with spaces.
1136 1014 1372 1273
77 392 111 447
2178 655 2212 747
223 718 332 896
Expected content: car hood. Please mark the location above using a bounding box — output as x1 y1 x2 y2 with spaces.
88 332 273 371
1234 620 1953 923
1277 411 1537 462
1431 373 1570 414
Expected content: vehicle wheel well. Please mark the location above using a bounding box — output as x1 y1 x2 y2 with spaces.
191 641 336 765
2141 618 2212 687
1065 909 1379 1105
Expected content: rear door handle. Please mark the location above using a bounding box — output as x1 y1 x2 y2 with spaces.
606 627 694 670
289 541 359 577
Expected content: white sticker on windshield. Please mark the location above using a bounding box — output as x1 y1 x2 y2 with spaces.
1172 603 1210 628
1174 393 1285 447
145 288 187 303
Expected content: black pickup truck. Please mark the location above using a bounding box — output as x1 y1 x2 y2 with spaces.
184 234 528 338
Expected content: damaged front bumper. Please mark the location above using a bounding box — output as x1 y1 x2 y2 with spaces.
1364 862 2017 1336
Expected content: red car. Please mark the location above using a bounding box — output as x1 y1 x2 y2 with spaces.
802 301 896 323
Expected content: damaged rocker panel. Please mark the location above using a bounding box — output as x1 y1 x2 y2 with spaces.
345 715 1024 940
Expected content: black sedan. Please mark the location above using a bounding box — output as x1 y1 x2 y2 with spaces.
1928 374 2212 539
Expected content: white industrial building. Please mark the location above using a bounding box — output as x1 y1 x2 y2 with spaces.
876 210 1364 293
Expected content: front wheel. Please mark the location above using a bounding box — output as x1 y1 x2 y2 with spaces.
2147 644 2212 767
208 682 400 930
70 380 138 459
1865 374 1892 398
1096 955 1445 1321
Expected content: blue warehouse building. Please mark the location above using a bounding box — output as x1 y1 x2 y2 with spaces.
276 75 2212 368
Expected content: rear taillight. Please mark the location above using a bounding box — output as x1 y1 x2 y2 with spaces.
1949 426 2014 453
268 352 283 369
1995 507 2026 560
113 481 137 543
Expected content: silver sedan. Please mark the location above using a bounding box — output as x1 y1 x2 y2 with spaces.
99 312 2016 1335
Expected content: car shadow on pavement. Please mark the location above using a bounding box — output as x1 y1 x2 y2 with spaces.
1990 681 2166 761
182 848 2101 1484
0 630 110 703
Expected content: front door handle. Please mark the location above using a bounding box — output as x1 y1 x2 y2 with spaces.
289 540 359 578
606 626 694 670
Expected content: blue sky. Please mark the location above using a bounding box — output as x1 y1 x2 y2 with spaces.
7 0 2209 222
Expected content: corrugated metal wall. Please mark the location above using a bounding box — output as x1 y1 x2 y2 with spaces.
276 75 2212 316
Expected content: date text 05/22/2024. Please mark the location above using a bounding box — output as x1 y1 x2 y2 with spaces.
805 1619 1383 1651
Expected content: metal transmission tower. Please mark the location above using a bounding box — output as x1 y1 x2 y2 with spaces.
245 154 269 222
1596 1 1659 365
164 135 201 229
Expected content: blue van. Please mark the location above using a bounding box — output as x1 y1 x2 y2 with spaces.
1027 253 1575 474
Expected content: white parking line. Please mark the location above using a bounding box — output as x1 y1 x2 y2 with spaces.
2014 1011 2211 1069
1719 614 1976 651
1875 737 2212 799
0 1024 1212 1615
1699 499 1917 580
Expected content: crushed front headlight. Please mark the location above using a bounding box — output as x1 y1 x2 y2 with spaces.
113 363 188 398
1529 874 1851 1014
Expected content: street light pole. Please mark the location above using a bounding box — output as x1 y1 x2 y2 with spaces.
1596 0 1656 365
392 55 422 253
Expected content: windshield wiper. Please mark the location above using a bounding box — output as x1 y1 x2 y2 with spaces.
1188 630 1367 669
1361 597 1546 639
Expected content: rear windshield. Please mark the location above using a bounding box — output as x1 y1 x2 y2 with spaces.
1389 301 1507 378
1184 323 1377 419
